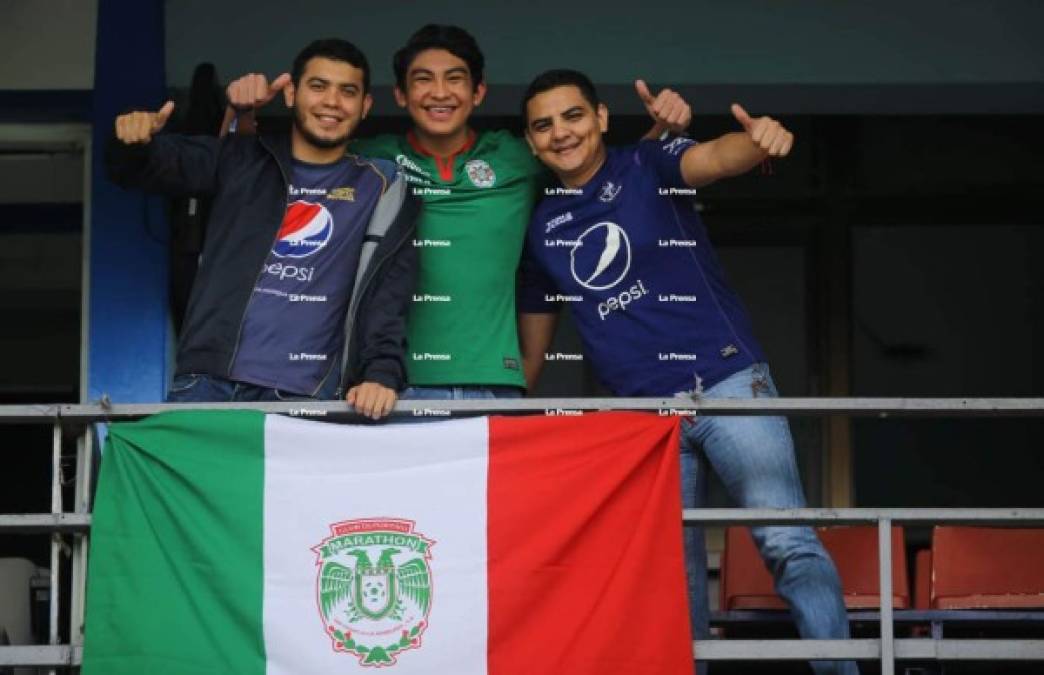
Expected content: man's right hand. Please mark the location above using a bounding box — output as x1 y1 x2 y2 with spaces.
114 101 174 144
226 72 291 111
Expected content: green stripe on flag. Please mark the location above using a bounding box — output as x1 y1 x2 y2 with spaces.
82 410 266 675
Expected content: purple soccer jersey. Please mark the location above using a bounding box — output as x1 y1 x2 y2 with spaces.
518 138 765 396
229 157 385 395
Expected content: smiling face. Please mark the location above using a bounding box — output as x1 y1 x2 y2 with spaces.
284 56 372 157
394 48 486 144
525 84 608 188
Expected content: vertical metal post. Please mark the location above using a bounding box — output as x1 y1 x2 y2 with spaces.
49 421 63 675
878 518 895 675
70 426 93 649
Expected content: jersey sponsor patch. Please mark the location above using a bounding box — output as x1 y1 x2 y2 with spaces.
570 222 632 291
273 201 334 259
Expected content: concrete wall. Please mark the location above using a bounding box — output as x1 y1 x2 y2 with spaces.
165 0 1044 89
0 0 97 90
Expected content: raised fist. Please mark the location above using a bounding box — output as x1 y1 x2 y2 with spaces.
226 72 291 111
114 101 174 144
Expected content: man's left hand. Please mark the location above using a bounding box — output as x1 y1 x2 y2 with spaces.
731 103 793 157
346 382 397 420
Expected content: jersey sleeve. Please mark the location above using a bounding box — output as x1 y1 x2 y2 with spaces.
516 238 562 314
635 136 698 190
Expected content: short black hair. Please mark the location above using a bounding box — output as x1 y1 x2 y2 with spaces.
522 69 600 122
291 39 371 93
393 24 484 90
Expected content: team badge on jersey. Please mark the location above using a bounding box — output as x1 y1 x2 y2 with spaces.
314 518 434 667
598 181 622 203
465 159 496 188
273 201 333 258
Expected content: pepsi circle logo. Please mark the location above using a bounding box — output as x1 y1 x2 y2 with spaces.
272 201 333 258
570 222 632 291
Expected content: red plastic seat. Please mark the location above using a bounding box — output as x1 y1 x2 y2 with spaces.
720 526 909 610
930 527 1044 609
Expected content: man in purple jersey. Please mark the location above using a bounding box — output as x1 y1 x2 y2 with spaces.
109 40 419 417
516 70 855 675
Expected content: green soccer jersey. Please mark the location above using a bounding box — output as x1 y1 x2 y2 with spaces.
351 130 545 388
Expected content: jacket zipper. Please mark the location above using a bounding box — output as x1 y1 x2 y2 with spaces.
337 217 413 395
226 136 291 376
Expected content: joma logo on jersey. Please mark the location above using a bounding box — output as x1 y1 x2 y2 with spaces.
395 154 431 177
662 136 696 156
314 518 435 667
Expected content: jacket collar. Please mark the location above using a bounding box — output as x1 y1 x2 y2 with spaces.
258 129 295 177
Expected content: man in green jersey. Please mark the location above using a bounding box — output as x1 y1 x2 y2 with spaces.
227 25 691 401
353 25 543 398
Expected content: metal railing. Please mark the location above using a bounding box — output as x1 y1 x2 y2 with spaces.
2 397 1044 674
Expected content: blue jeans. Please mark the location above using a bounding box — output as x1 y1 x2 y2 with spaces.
166 373 337 402
401 385 524 400
393 385 523 423
681 363 855 675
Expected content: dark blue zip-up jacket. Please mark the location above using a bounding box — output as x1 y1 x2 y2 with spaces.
106 130 420 395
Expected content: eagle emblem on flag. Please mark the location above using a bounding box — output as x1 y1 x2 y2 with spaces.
313 518 434 666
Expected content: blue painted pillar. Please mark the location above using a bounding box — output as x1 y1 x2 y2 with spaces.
88 0 170 403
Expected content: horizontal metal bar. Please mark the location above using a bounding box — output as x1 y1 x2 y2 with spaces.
0 404 60 423
693 639 1044 661
712 609 1044 625
895 639 1044 660
3 510 1040 536
1 639 1039 666
683 508 1044 525
0 513 91 533
694 639 881 660
3 510 1040 535
36 396 1044 424
0 645 80 666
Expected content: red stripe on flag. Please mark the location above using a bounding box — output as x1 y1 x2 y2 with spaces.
487 412 692 674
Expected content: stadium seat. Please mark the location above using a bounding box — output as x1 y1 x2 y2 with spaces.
914 548 931 610
930 526 1044 609
720 526 909 611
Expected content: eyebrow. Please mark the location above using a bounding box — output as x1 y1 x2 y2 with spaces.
307 76 359 90
409 66 470 79
530 106 585 128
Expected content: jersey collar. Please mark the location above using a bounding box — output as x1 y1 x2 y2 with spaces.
406 129 477 181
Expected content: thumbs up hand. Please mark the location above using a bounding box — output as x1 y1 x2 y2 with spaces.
114 101 175 144
636 79 691 135
226 72 291 111
731 103 793 157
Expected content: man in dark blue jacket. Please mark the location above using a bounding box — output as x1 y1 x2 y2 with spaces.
108 39 419 418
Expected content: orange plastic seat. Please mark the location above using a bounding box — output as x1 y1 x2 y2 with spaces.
720 526 909 611
930 527 1044 609
914 548 932 610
